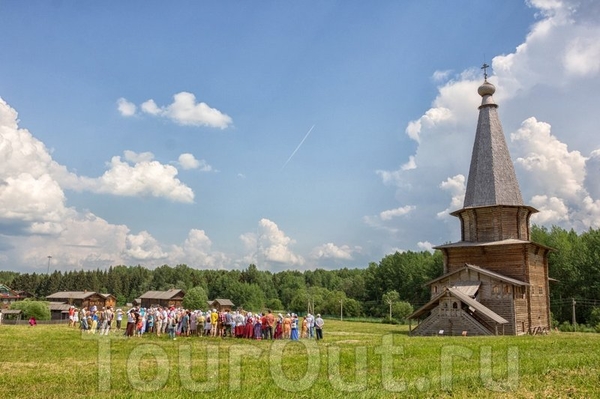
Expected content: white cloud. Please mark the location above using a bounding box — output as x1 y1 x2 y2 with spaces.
529 195 570 224
124 150 154 163
117 98 136 117
432 70 452 82
178 153 213 172
140 99 161 115
124 231 167 261
310 243 359 260
58 151 195 203
563 35 600 77
512 117 586 202
118 92 233 129
401 155 417 171
240 218 304 266
437 175 466 219
417 241 434 253
380 205 416 221
169 229 229 269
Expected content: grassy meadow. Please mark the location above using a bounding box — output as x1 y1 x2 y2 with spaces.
1 320 599 398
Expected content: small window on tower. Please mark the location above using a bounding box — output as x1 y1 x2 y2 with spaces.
538 286 543 295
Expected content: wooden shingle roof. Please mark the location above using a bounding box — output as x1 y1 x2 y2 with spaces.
408 287 508 325
426 263 529 287
462 81 525 209
140 289 184 300
46 291 97 300
210 298 235 306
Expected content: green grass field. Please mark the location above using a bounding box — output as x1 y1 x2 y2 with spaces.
1 320 599 398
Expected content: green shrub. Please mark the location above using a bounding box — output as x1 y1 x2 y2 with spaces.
10 299 51 320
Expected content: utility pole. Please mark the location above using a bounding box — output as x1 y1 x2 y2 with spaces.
47 255 52 275
572 298 576 331
340 299 343 321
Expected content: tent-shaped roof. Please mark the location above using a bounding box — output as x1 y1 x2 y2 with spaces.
462 80 524 209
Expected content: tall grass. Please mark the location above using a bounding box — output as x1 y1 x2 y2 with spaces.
1 320 599 398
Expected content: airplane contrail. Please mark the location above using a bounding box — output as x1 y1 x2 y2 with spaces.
281 124 315 170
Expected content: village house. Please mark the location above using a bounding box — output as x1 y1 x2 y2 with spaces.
45 291 116 310
208 298 235 312
139 289 185 308
408 71 552 336
0 284 25 309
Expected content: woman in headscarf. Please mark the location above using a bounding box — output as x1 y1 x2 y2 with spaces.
274 313 283 339
290 314 299 340
253 313 262 340
283 313 292 339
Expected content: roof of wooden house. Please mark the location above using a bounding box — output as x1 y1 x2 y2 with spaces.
409 287 508 325
435 238 554 253
462 80 526 209
139 289 185 300
46 291 98 300
0 284 19 298
48 302 72 311
0 309 22 315
426 263 529 287
210 298 235 307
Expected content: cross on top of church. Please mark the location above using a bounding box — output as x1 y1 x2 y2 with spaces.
481 63 490 81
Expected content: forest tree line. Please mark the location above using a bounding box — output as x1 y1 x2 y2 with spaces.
1 225 599 323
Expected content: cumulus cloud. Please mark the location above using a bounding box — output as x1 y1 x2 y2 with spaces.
120 92 233 129
169 229 229 269
511 117 586 202
417 241 434 253
178 153 213 172
380 205 416 221
310 243 360 261
432 70 452 82
437 175 466 219
240 218 304 267
117 98 136 117
57 151 195 203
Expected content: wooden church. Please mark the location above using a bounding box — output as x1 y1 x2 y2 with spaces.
409 70 552 336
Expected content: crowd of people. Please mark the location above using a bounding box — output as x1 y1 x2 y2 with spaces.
70 305 325 340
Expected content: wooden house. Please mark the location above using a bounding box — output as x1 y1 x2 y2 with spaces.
208 298 235 312
46 291 112 310
48 302 72 320
408 76 552 336
0 284 25 309
139 289 185 308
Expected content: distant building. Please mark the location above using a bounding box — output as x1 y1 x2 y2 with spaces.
48 302 72 320
45 291 116 310
409 73 552 336
208 298 235 312
0 284 24 309
139 289 185 308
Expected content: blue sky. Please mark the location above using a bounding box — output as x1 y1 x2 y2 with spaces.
1 1 599 273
